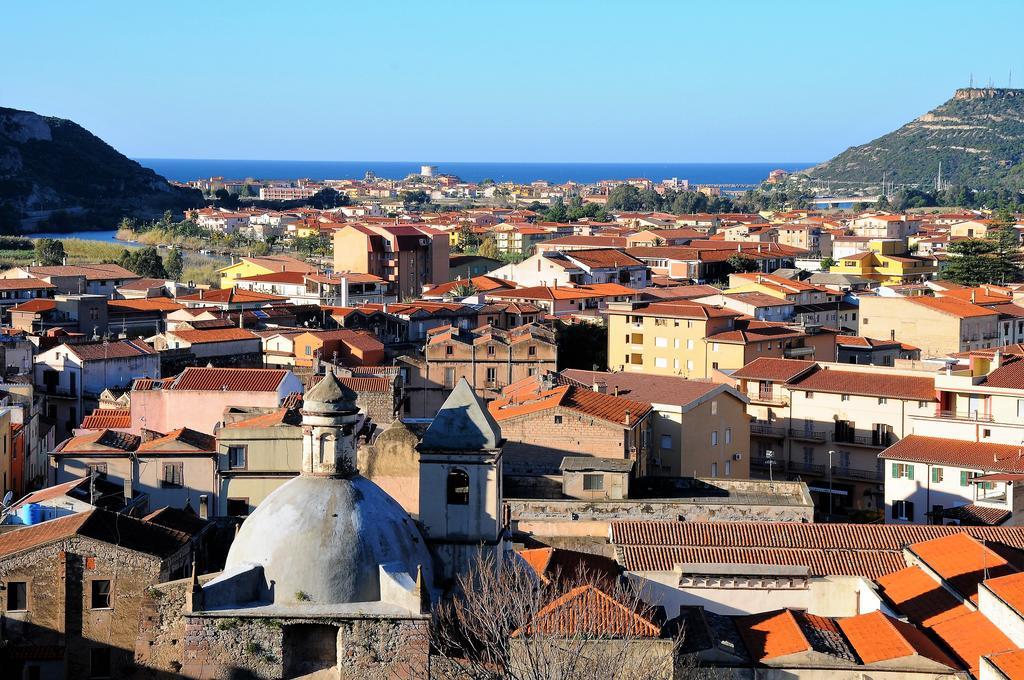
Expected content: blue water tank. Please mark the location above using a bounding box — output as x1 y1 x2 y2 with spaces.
17 503 42 525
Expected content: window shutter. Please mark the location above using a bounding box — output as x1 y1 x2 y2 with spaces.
906 501 915 522
892 502 899 520
907 465 914 481
931 468 938 483
892 463 899 479
961 471 969 487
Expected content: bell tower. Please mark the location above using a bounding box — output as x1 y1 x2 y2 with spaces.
418 378 505 583
300 370 360 477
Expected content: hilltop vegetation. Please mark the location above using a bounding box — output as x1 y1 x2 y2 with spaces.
806 88 1024 190
0 106 202 232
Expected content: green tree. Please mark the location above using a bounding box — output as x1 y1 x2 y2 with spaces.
34 238 66 266
726 254 760 274
119 247 168 278
605 185 643 211
943 239 996 286
478 237 500 260
449 281 479 298
308 188 349 209
165 248 184 281
400 190 431 209
819 256 838 271
986 209 1022 284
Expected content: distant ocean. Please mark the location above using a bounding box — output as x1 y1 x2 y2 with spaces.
135 159 815 187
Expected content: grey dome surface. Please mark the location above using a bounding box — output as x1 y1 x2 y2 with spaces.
224 474 430 606
305 370 358 411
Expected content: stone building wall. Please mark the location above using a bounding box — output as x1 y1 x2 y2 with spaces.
0 536 176 680
359 419 421 516
135 577 431 680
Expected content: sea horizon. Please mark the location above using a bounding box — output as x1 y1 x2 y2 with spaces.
136 158 817 186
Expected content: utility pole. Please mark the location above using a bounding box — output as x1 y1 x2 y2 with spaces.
827 449 836 521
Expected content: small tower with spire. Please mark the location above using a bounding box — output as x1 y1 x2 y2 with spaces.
300 370 360 477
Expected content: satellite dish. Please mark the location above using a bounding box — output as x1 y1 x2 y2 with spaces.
2 491 12 507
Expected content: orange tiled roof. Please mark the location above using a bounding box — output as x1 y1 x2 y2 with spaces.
988 649 1024 680
907 296 999 319
788 366 937 401
177 288 287 304
929 611 1015 675
10 299 56 313
168 328 259 344
875 566 970 627
736 609 851 662
224 408 297 429
880 435 1024 474
170 367 289 392
489 381 651 427
137 427 217 453
837 611 958 667
982 571 1024 617
107 298 183 313
511 585 661 638
730 357 816 382
906 532 1016 603
517 547 620 586
80 409 131 430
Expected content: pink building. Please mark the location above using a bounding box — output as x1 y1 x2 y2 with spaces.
128 367 304 435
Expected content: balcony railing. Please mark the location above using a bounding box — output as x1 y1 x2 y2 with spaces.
789 460 826 475
789 428 828 442
751 423 786 437
832 433 893 449
930 409 995 423
749 391 788 406
831 465 881 481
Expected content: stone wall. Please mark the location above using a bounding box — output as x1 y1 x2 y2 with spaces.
136 577 432 679
0 536 173 680
359 419 421 516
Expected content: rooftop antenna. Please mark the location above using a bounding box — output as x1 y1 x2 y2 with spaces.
970 72 974 88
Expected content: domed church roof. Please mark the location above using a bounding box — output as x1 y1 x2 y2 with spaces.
304 370 358 412
222 475 431 606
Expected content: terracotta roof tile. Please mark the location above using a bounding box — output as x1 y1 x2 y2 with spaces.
108 298 183 313
137 427 216 453
988 649 1024 680
982 571 1024 617
880 435 1024 474
168 328 259 344
789 366 937 401
559 369 723 407
16 478 88 506
490 380 651 426
511 585 661 638
0 509 190 559
737 610 853 662
929 611 1015 675
170 367 289 392
0 279 55 290
80 409 131 430
517 547 620 586
10 299 56 313
730 358 817 382
176 288 287 304
907 296 999 319
66 339 156 361
908 532 1016 602
984 356 1024 389
837 611 958 667
876 566 970 627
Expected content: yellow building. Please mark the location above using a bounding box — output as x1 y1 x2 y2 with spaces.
605 300 740 378
725 272 835 305
834 240 936 284
216 255 317 289
859 296 1000 357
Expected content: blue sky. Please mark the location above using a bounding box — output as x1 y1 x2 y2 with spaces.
2 1 1022 163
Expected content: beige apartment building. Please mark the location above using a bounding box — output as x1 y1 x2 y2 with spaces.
731 357 937 517
561 370 750 478
398 323 557 417
859 296 1001 357
605 300 836 378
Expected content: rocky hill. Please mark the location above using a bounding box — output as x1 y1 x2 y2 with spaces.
805 88 1024 190
0 107 202 232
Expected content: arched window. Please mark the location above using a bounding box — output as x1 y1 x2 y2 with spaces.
446 468 470 506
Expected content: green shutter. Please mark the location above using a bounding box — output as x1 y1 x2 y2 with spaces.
892 463 899 479
961 471 969 487
931 468 939 483
907 465 914 481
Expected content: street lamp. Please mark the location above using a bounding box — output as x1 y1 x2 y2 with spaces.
827 449 836 522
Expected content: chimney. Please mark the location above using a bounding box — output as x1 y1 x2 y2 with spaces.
199 494 209 520
993 349 1003 370
592 380 607 394
971 290 976 303
625 409 631 426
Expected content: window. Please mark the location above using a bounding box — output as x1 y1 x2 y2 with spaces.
445 345 453 356
583 473 604 491
655 337 668 348
444 367 456 388
805 391 813 399
446 469 470 505
892 500 915 521
227 445 247 469
90 648 111 679
486 367 497 383
305 345 312 355
725 428 732 444
660 434 672 450
710 462 718 477
711 431 718 446
711 401 717 415
161 463 183 488
841 394 850 402
226 498 249 516
554 415 563 425
655 357 668 368
803 447 814 464
686 360 694 370
528 345 536 356
6 581 27 611
686 339 694 350
712 342 720 352
90 580 111 609
983 428 992 438
891 463 914 480
960 471 976 487
725 460 732 476
878 397 887 405
932 467 944 483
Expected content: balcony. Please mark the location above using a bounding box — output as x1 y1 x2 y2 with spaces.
929 409 995 423
751 423 786 438
783 346 815 359
749 390 788 406
832 433 893 449
831 465 882 482
789 460 826 475
789 428 828 442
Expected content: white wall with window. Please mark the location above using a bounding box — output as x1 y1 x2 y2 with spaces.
881 456 1016 525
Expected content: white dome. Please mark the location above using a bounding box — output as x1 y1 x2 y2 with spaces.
224 475 431 606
